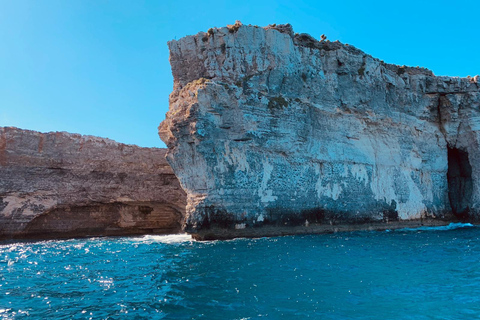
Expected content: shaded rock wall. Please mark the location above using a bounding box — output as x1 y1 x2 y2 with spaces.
159 23 480 237
0 127 186 240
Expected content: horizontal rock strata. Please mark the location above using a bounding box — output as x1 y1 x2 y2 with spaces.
160 23 480 239
0 127 186 240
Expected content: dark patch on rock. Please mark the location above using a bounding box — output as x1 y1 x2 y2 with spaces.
447 146 473 219
0 198 7 212
383 200 399 222
188 205 236 231
268 96 289 110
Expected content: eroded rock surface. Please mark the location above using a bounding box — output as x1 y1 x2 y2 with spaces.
160 23 480 239
0 127 186 240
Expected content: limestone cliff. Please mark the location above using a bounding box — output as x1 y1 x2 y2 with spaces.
160 23 480 239
0 127 186 240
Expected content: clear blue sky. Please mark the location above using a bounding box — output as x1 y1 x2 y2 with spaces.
1 0 479 148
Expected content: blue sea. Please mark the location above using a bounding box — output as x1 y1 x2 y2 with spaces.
1 223 480 319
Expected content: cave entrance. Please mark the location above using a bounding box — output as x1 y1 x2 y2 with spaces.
447 146 473 219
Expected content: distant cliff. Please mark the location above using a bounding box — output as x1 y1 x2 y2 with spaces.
0 127 186 240
159 22 480 239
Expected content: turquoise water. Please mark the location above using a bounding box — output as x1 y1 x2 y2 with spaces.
1 223 480 319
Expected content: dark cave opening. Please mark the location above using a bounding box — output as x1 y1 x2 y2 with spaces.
447 146 473 219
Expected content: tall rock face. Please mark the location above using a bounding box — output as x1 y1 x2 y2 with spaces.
160 23 480 239
0 127 186 240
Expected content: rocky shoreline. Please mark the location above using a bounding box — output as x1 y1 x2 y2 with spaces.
191 218 463 241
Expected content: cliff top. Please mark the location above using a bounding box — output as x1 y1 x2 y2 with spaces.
168 22 479 89
0 126 160 150
0 126 170 173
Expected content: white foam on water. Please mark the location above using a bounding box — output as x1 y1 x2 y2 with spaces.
130 233 193 244
389 222 475 232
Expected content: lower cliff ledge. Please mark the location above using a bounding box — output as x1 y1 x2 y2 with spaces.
5 227 181 242
0 127 186 240
190 218 463 241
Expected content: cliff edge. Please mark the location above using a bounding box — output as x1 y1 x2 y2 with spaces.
159 23 480 240
0 127 186 240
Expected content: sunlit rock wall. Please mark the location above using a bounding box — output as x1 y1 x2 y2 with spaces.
159 23 480 236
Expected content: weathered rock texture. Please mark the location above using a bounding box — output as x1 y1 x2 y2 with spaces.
160 23 480 239
0 127 186 240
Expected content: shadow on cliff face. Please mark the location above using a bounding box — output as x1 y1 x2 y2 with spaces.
447 146 473 219
18 202 183 239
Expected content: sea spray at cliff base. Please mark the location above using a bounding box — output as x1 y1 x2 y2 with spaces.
2 227 480 319
388 222 474 232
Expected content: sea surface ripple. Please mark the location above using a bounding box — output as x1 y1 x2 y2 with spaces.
1 223 480 319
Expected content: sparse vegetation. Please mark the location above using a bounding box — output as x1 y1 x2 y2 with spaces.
467 75 479 83
268 96 289 110
358 66 365 76
235 74 254 87
227 20 242 34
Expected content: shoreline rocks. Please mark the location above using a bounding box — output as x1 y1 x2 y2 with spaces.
0 127 186 240
160 23 480 239
191 218 458 241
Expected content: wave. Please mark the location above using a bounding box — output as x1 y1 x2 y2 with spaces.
129 233 193 244
388 222 475 232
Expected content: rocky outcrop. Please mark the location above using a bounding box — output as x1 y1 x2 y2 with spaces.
159 23 480 239
0 127 186 240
